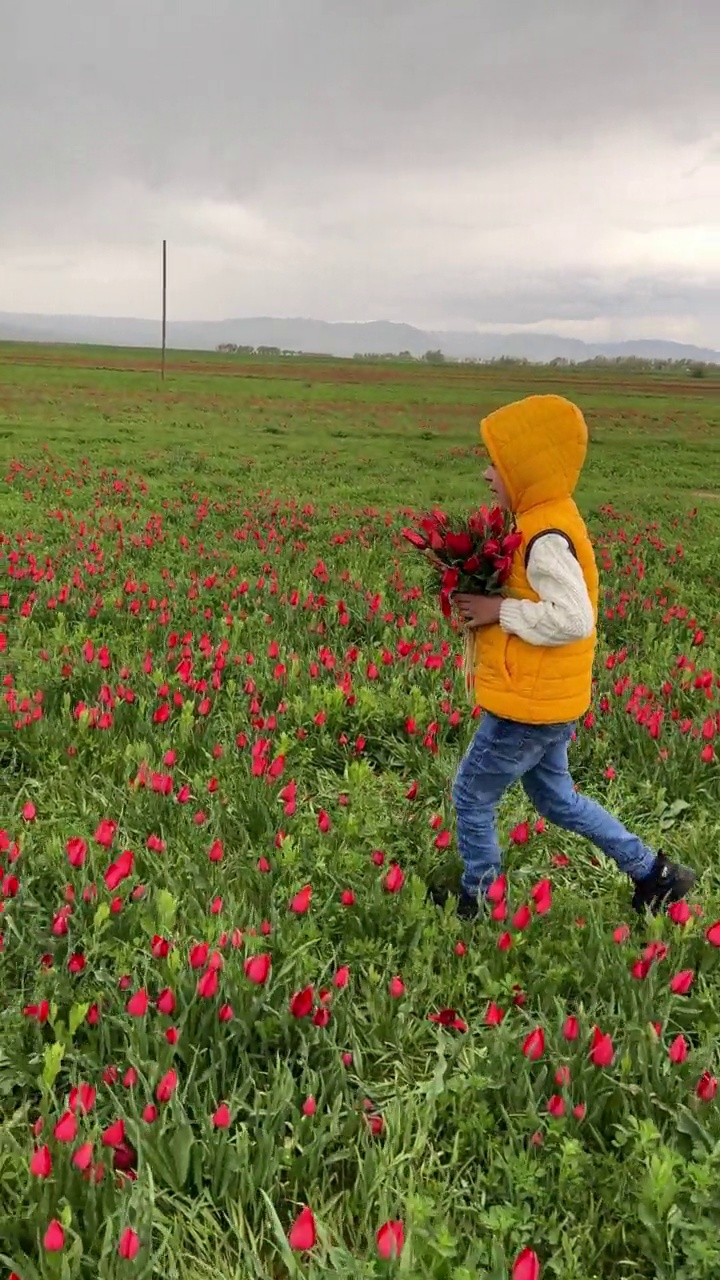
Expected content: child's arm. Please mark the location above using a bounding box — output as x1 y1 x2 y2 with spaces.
499 534 594 647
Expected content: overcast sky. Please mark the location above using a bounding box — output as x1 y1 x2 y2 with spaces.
2 0 719 342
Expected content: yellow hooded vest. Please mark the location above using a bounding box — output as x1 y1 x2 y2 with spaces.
473 394 599 724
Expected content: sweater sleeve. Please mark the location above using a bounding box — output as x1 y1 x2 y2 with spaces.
498 533 595 647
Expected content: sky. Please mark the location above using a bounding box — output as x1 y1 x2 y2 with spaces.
1 0 719 344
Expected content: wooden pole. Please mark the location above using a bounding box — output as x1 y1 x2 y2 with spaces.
161 239 167 381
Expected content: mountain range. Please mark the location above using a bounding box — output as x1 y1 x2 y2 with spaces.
0 311 718 364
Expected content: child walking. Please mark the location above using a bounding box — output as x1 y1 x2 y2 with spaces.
433 394 696 920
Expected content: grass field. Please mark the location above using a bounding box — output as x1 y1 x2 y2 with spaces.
2 343 720 1279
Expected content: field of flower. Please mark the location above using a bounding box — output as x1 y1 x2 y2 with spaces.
2 344 720 1280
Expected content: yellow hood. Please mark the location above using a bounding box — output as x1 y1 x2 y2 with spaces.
480 394 587 514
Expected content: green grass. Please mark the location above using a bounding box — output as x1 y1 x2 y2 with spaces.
1 344 720 1279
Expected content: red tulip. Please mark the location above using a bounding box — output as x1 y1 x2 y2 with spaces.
72 1141 94 1170
512 1246 541 1280
43 1220 65 1252
287 1205 316 1251
244 953 271 984
289 884 312 914
126 987 149 1016
512 904 532 931
290 986 314 1019
522 1028 545 1061
156 1069 178 1103
485 1001 505 1026
389 976 405 998
669 969 695 995
706 921 720 946
30 1144 52 1178
669 1034 689 1064
547 1094 565 1118
696 1071 718 1101
383 863 405 893
53 1110 78 1143
589 1027 614 1067
102 1118 126 1148
376 1219 405 1259
212 1103 231 1129
118 1228 140 1260
562 1016 580 1041
487 873 507 902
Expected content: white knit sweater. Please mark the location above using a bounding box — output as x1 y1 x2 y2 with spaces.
498 533 595 647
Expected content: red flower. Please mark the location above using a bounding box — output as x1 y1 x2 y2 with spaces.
94 818 117 848
157 987 176 1015
706 921 720 946
485 1001 505 1026
212 1103 231 1129
197 969 219 999
589 1027 614 1067
383 863 405 893
696 1071 718 1102
126 988 149 1017
668 1034 688 1064
510 822 530 845
512 904 532 931
376 1219 405 1260
53 1110 78 1143
512 1247 541 1280
44 1220 65 1252
22 801 37 822
72 1141 94 1170
68 1085 95 1116
445 531 473 558
289 884 312 914
287 1206 317 1251
669 969 694 995
244 953 271 984
547 1094 565 1118
334 966 350 989
487 874 507 903
522 1028 545 1061
102 1118 126 1148
118 1228 140 1260
66 837 88 868
156 1069 178 1103
30 1144 53 1178
290 986 314 1018
389 976 405 998
428 1008 467 1032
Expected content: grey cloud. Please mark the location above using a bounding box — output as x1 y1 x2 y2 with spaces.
1 0 719 341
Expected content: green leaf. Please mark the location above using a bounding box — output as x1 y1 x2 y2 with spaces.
676 1105 714 1153
93 902 110 931
156 889 177 932
68 1003 90 1038
42 1042 65 1090
170 1123 194 1189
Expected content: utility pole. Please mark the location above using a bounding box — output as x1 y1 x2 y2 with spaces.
161 239 167 381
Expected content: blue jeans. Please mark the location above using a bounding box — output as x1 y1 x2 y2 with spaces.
452 713 656 896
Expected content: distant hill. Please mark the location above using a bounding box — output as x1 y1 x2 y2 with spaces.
0 311 718 364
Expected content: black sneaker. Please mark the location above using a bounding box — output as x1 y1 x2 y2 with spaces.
428 884 480 920
631 851 696 915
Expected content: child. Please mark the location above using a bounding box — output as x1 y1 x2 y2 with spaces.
432 393 696 920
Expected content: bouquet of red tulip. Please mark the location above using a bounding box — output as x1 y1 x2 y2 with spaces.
402 506 522 618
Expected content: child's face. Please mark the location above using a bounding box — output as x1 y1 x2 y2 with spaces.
483 464 510 510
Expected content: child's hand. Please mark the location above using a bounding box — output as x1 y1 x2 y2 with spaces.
455 594 503 628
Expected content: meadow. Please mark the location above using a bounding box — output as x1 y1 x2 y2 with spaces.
1 343 720 1280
